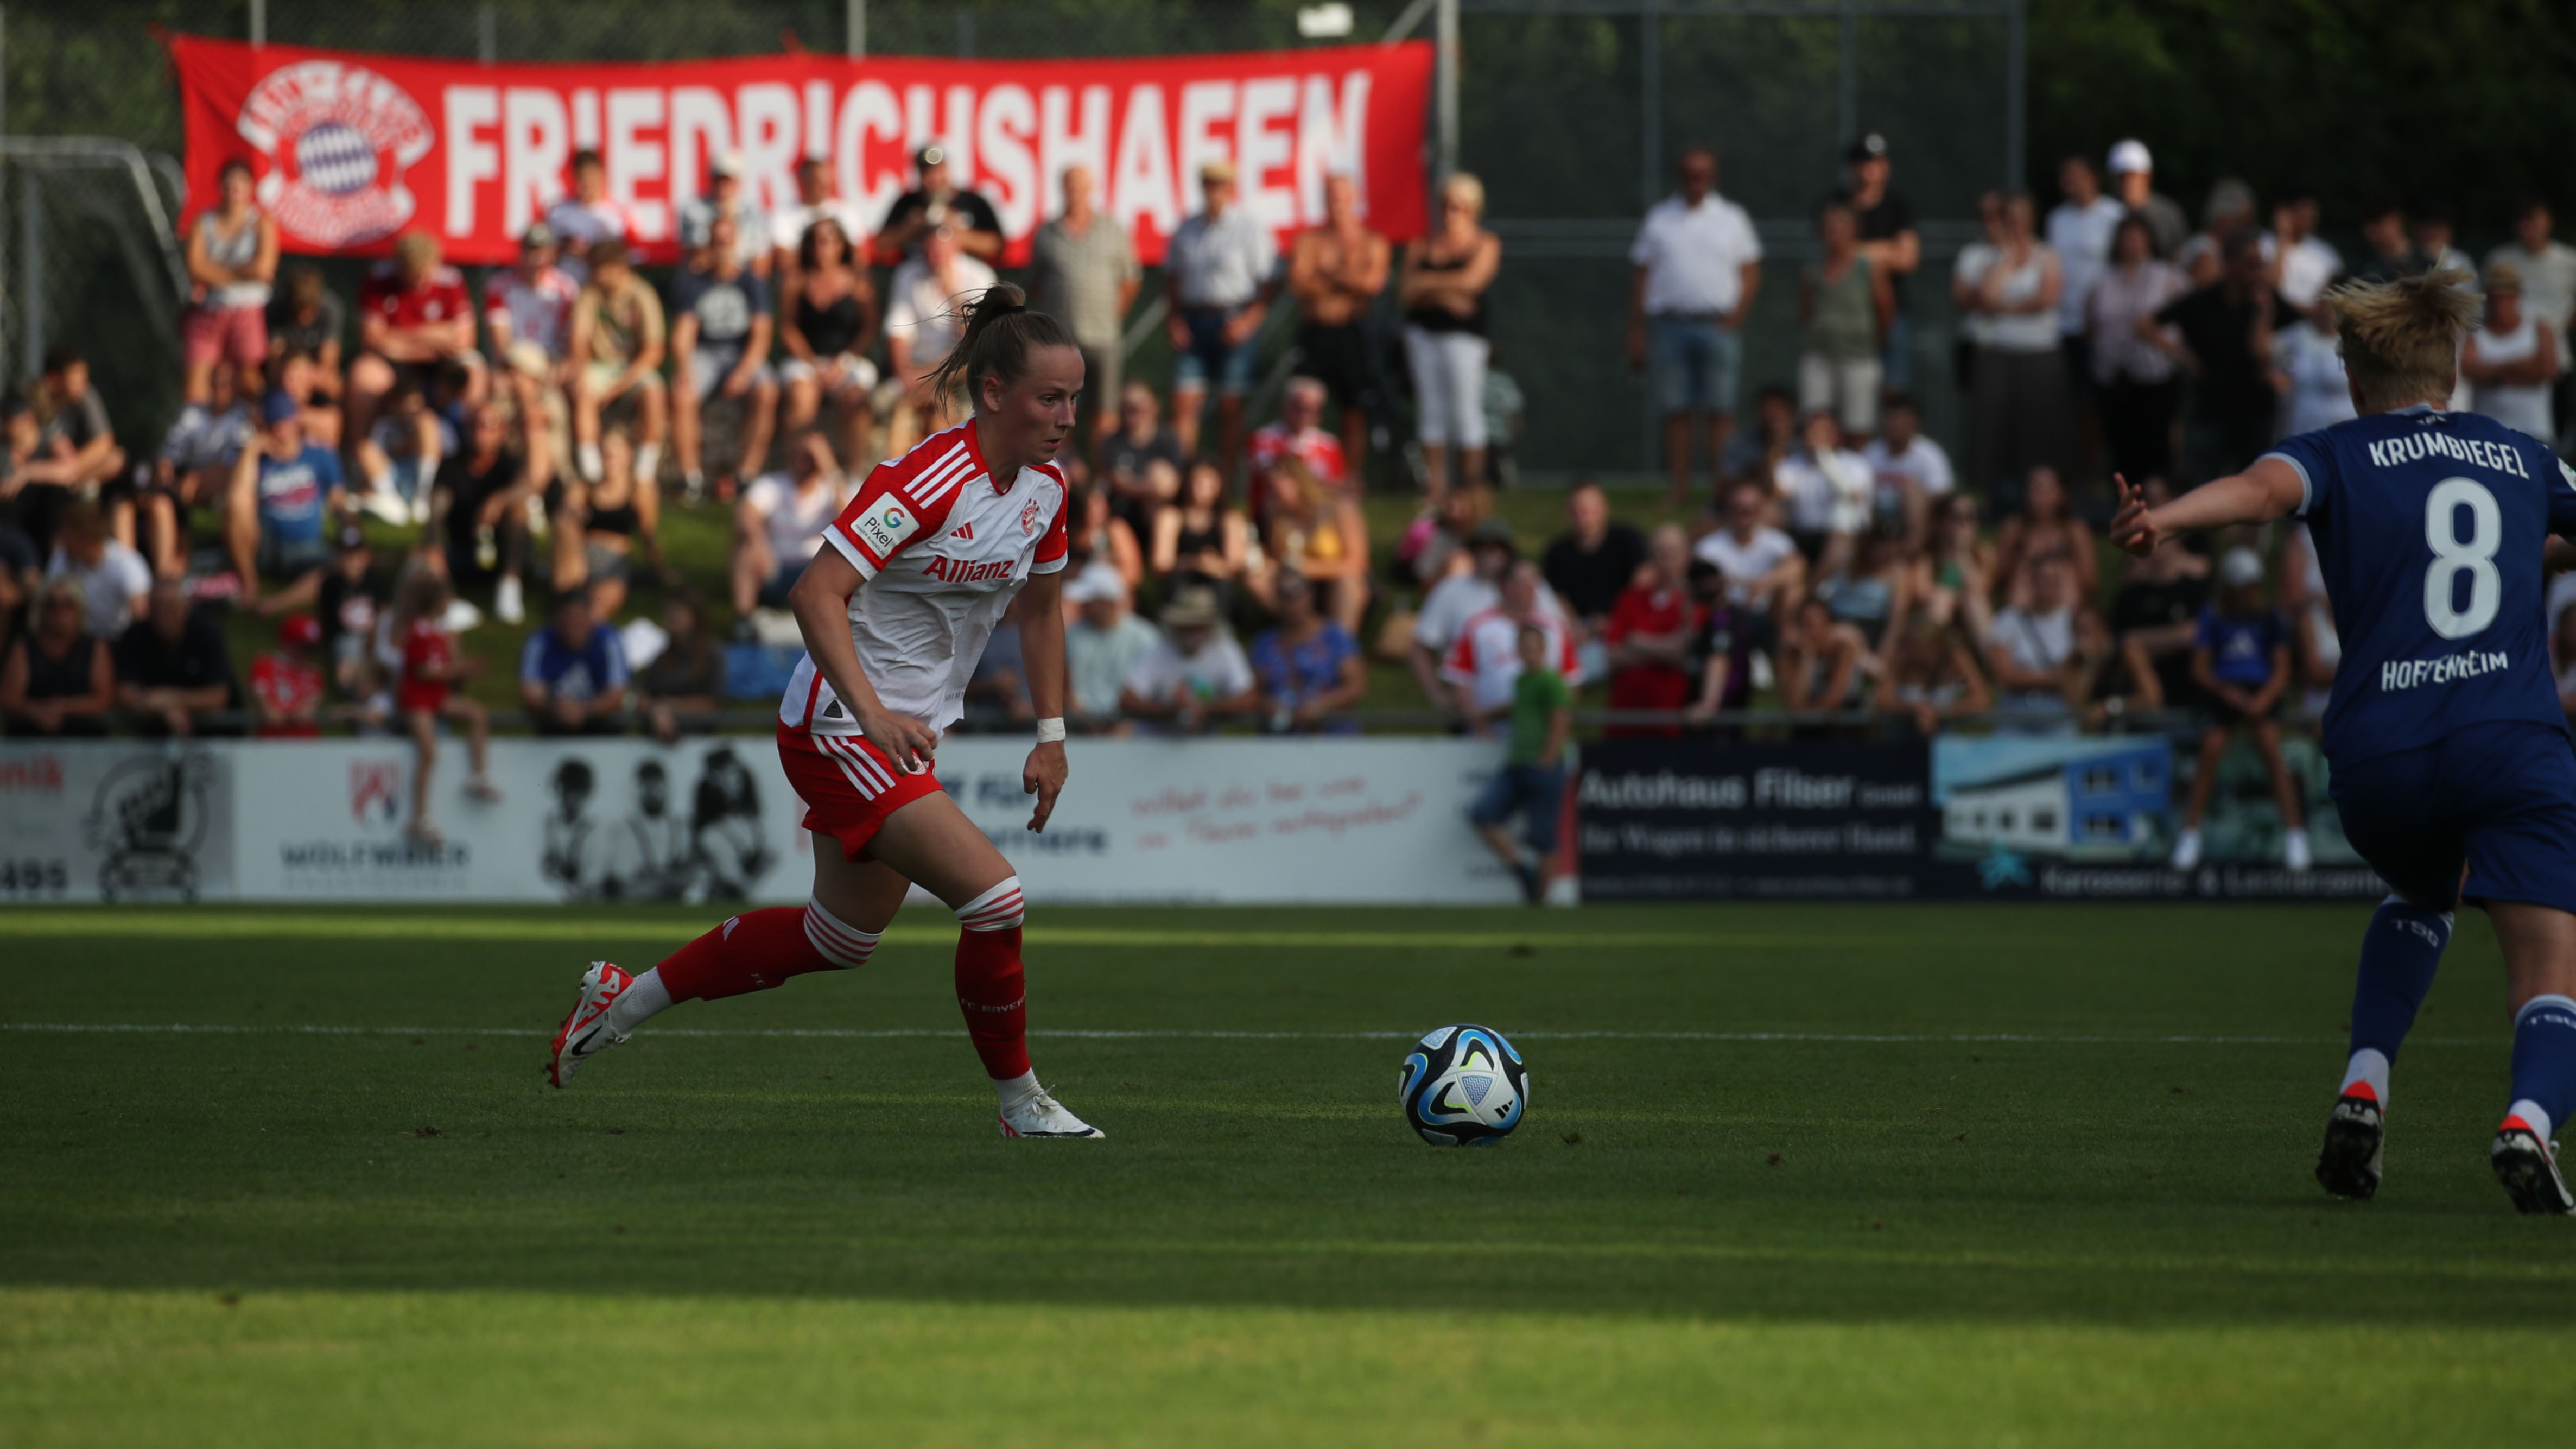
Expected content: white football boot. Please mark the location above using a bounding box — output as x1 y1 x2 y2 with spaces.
548 961 636 1088
998 1083 1105 1139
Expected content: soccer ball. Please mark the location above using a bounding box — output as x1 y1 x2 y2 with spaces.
1398 1024 1528 1146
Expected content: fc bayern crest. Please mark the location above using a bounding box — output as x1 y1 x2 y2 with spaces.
1020 498 1043 536
235 60 433 249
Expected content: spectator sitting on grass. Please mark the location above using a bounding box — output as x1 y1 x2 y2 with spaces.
1992 465 2096 610
428 400 547 627
2104 476 2209 708
1913 491 1998 648
1120 586 1260 736
1249 570 1366 735
1602 524 1697 739
1100 382 1186 531
1150 458 1254 604
521 586 631 736
33 347 127 491
568 238 667 488
1541 479 1648 659
116 578 240 738
635 589 727 745
1066 482 1147 596
1466 618 1573 904
264 262 344 402
670 211 780 498
148 359 254 578
1863 394 1953 543
1987 552 2083 728
1 395 83 549
225 391 344 604
43 501 151 641
730 429 847 637
1874 611 1990 736
350 231 484 465
1776 596 1869 716
553 432 659 623
249 612 328 738
1443 561 1581 736
1065 565 1158 731
2070 605 2163 732
354 376 451 526
1682 558 1775 728
1249 459 1368 636
1775 409 1874 573
2170 547 2308 873
0 578 114 736
1410 520 1522 705
1691 481 1804 615
1714 383 1796 497
966 593 1036 729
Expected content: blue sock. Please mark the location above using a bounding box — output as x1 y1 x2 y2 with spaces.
2505 994 2576 1143
2339 895 2452 1106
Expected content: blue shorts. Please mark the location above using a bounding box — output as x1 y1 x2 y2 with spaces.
1649 315 1741 417
1173 307 1259 396
1469 762 1566 856
2331 720 2576 914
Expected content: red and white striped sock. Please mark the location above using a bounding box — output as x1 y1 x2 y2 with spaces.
954 876 1031 1081
802 897 884 970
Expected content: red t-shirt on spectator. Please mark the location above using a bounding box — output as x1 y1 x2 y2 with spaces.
249 651 324 738
359 261 472 333
1602 583 1697 737
1249 423 1348 488
397 618 454 714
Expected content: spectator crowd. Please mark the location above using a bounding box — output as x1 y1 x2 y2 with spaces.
8 124 2576 867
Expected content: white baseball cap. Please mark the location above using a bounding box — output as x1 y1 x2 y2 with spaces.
1065 562 1127 605
2218 547 2266 589
2108 139 2153 176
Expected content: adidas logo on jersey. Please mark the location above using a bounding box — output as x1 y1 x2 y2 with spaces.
922 555 1018 584
952 521 976 541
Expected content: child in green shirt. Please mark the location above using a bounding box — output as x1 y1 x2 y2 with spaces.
1468 622 1573 903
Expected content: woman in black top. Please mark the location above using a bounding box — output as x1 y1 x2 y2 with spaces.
0 580 114 735
1398 173 1501 503
551 431 659 621
1149 460 1251 603
779 217 881 473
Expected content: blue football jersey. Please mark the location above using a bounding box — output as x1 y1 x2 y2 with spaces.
2269 405 2576 766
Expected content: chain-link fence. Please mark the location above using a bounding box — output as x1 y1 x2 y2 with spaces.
3 0 2015 481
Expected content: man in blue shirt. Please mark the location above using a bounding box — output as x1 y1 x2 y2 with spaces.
2114 268 2576 1214
521 586 630 735
225 390 343 598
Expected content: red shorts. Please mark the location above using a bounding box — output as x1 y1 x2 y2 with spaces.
397 678 450 714
776 723 944 858
183 303 267 369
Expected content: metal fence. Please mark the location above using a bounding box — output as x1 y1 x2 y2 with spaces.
0 0 2017 479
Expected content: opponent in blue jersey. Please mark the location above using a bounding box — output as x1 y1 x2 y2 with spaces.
2113 269 2576 1215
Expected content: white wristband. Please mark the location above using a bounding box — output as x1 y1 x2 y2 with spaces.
1035 717 1068 743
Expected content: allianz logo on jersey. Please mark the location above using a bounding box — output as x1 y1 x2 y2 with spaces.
2381 648 2508 692
2366 431 2531 477
921 555 1018 583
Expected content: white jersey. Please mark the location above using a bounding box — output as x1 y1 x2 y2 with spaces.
780 422 1070 736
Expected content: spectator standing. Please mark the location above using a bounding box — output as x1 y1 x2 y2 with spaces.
428 400 548 625
2351 195 2426 284
1862 394 1953 542
2411 200 2476 280
264 263 344 401
1149 458 1253 602
390 570 500 845
1841 133 1921 393
43 501 150 640
1287 173 1392 473
249 612 327 737
2170 548 2308 872
1466 618 1574 903
769 155 871 280
350 232 481 458
884 226 1001 451
1249 571 1366 734
1163 160 1281 477
543 149 636 284
224 392 343 600
2274 296 2359 439
2106 140 2188 260
635 589 727 744
115 578 240 737
2090 214 2189 484
731 430 849 627
2266 186 2342 309
2175 178 2260 289
482 222 579 426
1601 524 1697 738
2150 231 2295 484
1028 164 1140 451
1443 562 1581 731
1798 198 1891 437
182 159 278 407
1985 552 2082 729
2488 195 2576 438
1063 567 1158 726
672 150 771 278
876 142 1005 263
1629 145 1763 508
1119 587 1260 734
0 578 114 736
521 586 631 735
1950 191 2005 394
1693 481 1805 615
777 217 882 476
1541 480 1648 655
2046 152 2127 393
567 239 668 489
2465 261 2559 443
1100 383 1186 533
147 360 254 577
1963 194 2072 496
670 211 780 497
1400 172 1503 502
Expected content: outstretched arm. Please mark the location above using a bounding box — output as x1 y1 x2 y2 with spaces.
2108 462 2306 558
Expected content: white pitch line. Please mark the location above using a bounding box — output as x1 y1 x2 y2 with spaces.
0 1022 2503 1046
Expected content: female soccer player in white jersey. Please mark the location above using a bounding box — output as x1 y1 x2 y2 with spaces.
2114 269 2576 1213
546 286 1105 1139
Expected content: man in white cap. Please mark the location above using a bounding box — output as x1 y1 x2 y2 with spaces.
676 150 771 278
2107 140 2188 260
1062 564 1158 728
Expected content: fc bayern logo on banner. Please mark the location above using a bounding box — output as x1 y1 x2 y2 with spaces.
235 59 433 249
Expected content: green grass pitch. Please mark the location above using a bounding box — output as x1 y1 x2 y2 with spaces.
4 902 2574 1446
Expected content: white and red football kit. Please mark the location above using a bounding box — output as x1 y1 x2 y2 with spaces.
359 262 471 333
1440 607 1583 713
775 421 1069 857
